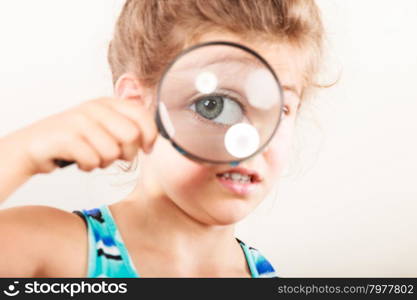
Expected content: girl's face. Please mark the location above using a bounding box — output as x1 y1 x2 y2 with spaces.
139 33 304 226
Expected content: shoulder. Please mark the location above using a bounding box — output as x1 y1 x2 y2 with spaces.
0 205 84 246
236 238 278 278
0 205 88 277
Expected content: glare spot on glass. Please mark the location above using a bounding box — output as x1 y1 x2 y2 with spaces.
245 69 280 110
159 102 175 137
195 71 218 94
224 123 260 158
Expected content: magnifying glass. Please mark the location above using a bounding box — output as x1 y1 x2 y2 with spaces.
54 41 283 168
155 41 283 166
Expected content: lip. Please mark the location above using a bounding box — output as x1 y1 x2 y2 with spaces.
215 167 262 196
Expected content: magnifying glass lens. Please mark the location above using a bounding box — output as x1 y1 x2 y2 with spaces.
157 42 283 164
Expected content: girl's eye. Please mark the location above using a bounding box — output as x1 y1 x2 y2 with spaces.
282 105 290 116
189 94 244 125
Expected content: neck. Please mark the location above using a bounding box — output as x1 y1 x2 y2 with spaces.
117 174 241 264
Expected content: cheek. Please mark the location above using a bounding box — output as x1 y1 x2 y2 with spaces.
150 136 208 190
263 117 295 176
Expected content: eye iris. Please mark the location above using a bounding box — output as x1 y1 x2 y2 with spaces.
196 96 224 120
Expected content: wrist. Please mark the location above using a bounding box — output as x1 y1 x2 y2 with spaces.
0 133 37 177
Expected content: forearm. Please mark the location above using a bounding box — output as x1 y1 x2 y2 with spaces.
0 135 34 204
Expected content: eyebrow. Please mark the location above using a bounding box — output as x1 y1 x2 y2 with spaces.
176 54 301 92
172 53 302 105
282 85 301 97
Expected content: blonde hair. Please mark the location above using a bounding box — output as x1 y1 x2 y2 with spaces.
108 0 325 99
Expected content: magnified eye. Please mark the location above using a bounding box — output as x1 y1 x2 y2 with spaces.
189 94 244 125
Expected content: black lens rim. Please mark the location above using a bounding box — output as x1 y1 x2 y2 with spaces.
155 41 284 165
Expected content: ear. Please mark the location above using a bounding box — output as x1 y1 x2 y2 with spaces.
114 73 151 108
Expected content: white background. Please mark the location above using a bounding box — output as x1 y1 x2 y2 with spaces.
1 0 416 277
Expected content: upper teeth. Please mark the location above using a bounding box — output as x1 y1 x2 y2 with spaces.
221 172 252 182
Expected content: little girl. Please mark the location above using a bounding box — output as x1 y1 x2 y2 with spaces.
0 0 324 277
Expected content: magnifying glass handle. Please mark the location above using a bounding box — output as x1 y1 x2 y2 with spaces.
53 159 75 168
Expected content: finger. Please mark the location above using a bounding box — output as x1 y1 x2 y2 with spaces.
120 141 141 162
58 135 101 172
83 103 141 148
106 100 158 153
74 114 122 168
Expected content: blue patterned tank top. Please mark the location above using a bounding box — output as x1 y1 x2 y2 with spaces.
73 205 277 278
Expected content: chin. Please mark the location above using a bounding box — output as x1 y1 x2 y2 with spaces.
200 201 254 226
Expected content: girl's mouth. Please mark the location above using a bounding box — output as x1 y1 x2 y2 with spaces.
215 167 262 196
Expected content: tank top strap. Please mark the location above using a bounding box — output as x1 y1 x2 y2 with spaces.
236 238 278 278
73 205 139 278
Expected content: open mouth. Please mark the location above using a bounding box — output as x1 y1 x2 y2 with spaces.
216 171 261 184
215 167 262 196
